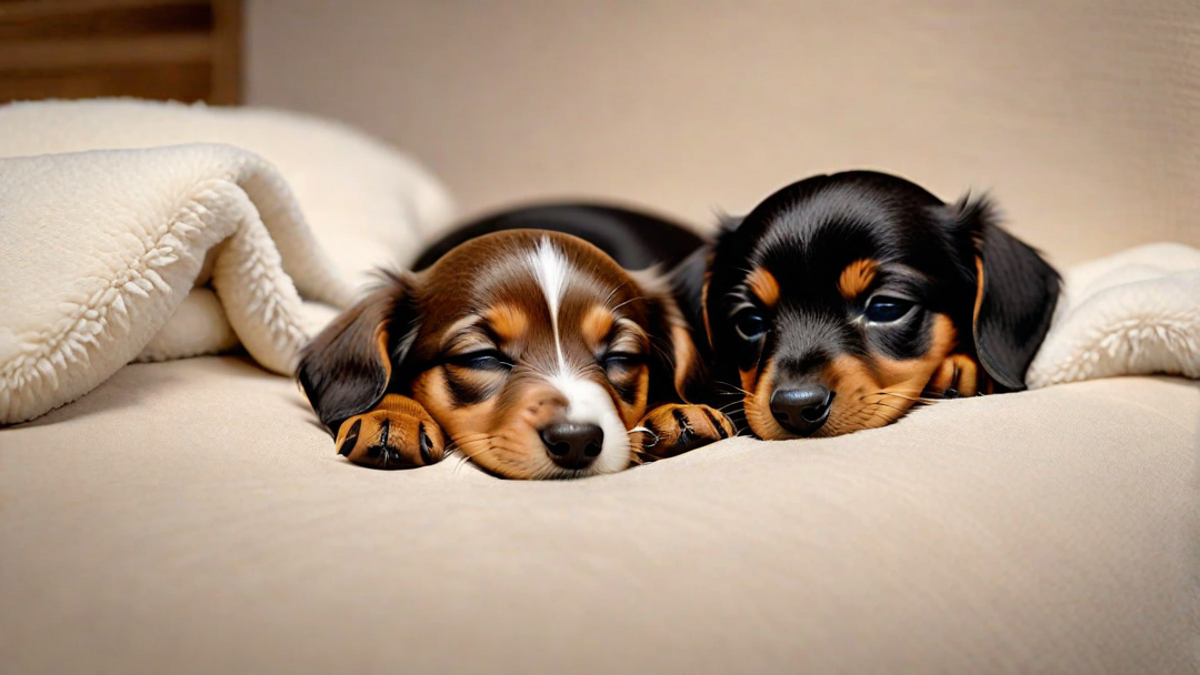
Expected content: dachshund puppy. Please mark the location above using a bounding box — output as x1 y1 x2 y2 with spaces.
691 171 1060 440
298 206 734 479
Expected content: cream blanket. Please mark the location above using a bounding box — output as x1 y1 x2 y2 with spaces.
0 144 355 424
1028 243 1200 388
0 99 452 425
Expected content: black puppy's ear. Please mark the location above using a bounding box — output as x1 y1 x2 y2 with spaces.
715 211 744 234
631 269 708 404
296 272 419 434
944 195 1061 391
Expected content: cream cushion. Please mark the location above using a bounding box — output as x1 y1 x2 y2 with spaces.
0 358 1196 674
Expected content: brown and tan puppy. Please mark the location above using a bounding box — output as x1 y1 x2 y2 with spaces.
298 227 734 480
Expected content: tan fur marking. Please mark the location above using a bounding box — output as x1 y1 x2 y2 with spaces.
411 366 554 480
486 303 529 343
671 323 698 401
838 259 879 301
972 255 985 325
581 305 616 348
614 369 650 428
744 360 784 440
746 267 781 308
927 354 982 397
873 314 958 388
747 313 961 440
374 323 392 380
739 366 757 398
335 393 445 469
633 403 736 460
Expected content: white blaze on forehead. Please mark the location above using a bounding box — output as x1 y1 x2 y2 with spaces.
527 237 630 475
527 236 571 369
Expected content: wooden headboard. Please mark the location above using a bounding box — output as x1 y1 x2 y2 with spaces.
0 0 241 104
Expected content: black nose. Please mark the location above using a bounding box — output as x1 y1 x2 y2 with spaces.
540 423 604 469
770 385 834 435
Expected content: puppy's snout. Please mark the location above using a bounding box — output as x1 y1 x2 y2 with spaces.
770 384 834 435
540 423 604 470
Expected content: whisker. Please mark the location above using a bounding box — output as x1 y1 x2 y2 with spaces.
869 400 909 414
716 399 746 413
713 380 752 396
610 295 648 313
862 391 940 405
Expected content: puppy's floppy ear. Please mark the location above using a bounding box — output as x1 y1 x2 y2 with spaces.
296 271 419 434
631 268 708 404
943 195 1061 391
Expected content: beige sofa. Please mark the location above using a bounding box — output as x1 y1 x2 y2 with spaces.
3 3 1198 674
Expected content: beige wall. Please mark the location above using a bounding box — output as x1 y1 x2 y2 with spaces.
245 1 1199 265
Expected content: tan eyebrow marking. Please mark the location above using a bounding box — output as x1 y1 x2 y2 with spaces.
838 259 878 301
485 303 529 343
582 305 615 348
746 267 780 308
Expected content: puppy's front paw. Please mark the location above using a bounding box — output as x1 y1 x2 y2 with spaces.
634 404 736 460
335 395 446 469
926 354 991 398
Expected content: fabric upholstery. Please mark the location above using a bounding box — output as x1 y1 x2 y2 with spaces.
1 358 1196 674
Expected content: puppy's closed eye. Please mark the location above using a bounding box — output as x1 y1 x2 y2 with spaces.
446 350 515 371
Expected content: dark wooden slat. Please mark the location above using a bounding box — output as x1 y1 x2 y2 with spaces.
0 34 211 70
0 62 211 103
0 0 240 105
209 0 239 104
0 1 211 40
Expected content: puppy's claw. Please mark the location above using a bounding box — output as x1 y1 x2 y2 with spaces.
338 419 362 457
926 354 984 399
634 404 737 459
335 395 446 470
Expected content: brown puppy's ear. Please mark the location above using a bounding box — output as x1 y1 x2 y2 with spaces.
631 269 708 404
944 195 1061 391
296 272 419 434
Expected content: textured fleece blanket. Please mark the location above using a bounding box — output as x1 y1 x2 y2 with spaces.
1027 243 1200 388
0 144 354 424
0 98 453 426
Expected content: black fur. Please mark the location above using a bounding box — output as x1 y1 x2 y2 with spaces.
701 170 1060 410
412 202 704 271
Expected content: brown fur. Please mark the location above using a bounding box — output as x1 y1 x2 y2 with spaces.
633 403 736 461
299 230 728 480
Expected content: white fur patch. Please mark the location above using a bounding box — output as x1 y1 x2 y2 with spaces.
527 237 629 476
549 373 630 475
527 237 570 369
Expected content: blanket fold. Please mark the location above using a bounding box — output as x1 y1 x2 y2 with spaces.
1027 243 1200 388
0 143 356 424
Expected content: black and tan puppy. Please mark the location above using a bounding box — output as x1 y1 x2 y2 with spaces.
298 206 733 480
691 171 1060 440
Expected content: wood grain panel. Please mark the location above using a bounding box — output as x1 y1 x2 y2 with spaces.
0 0 240 104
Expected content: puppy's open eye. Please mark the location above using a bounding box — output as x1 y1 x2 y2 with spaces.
446 349 514 371
864 296 915 323
734 311 767 342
